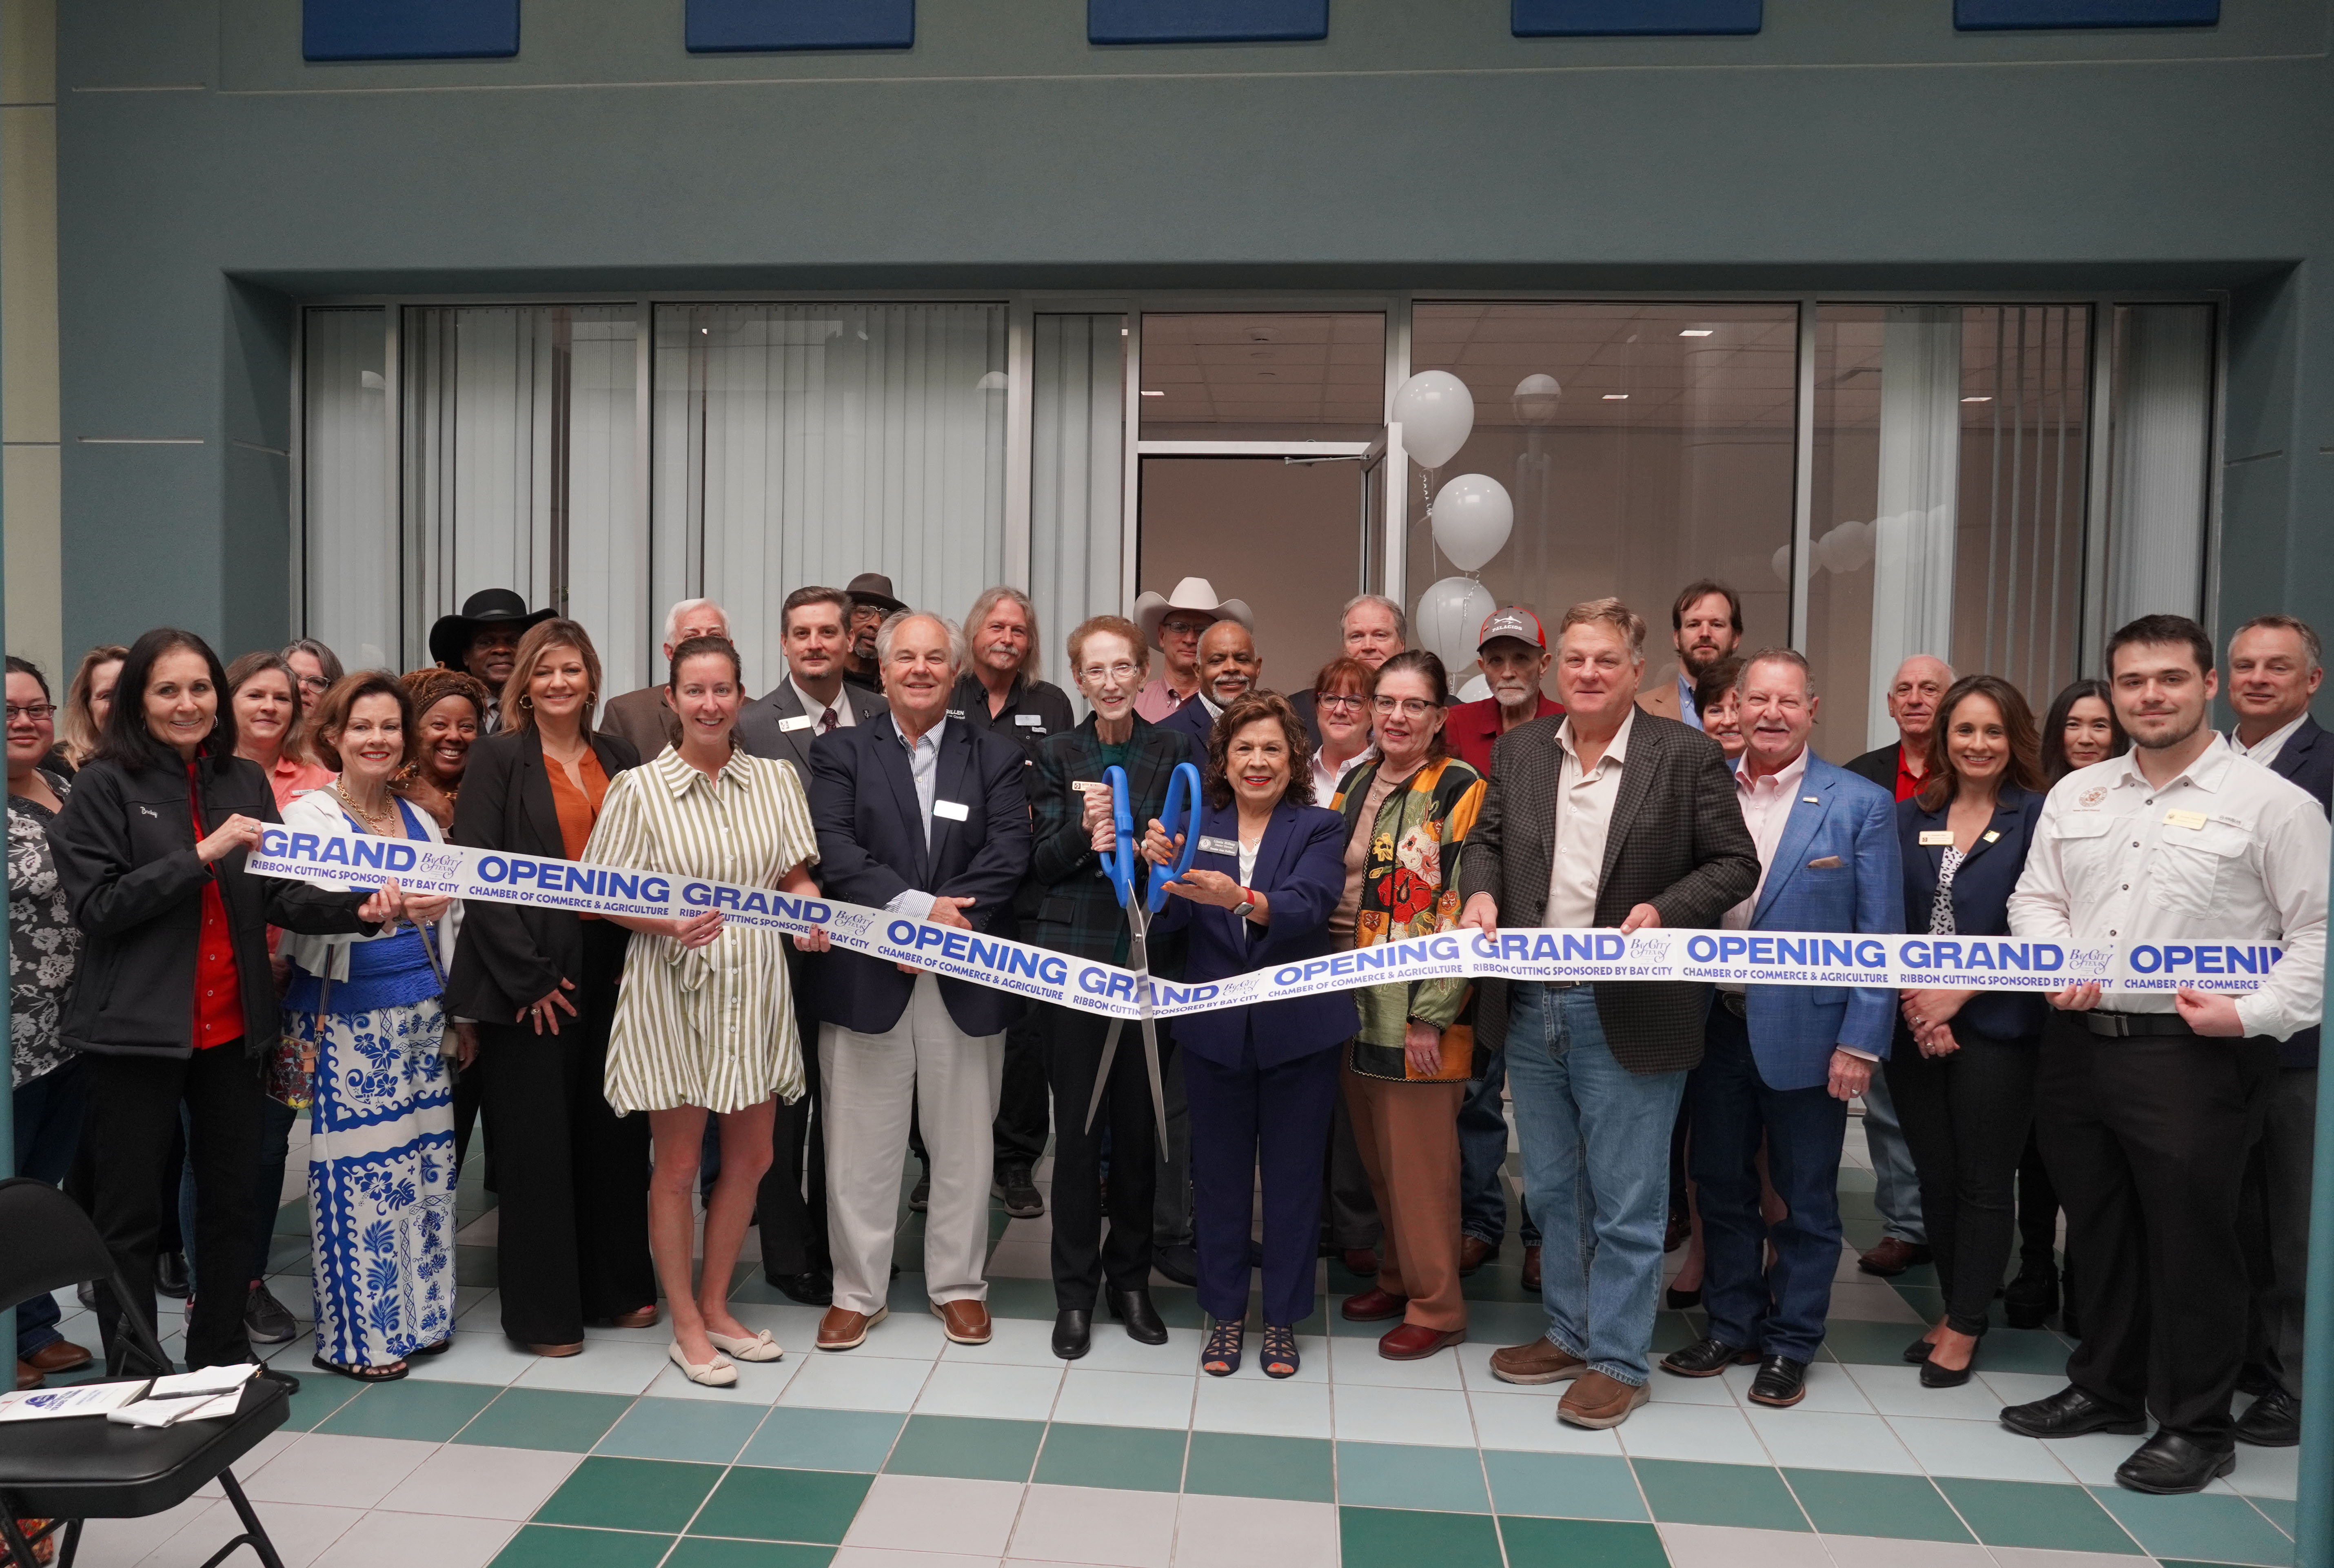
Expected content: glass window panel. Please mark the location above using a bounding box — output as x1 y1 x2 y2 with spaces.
2103 304 2213 634
651 302 1008 696
1406 301 1799 703
300 307 393 670
1031 314 1125 705
1139 312 1384 442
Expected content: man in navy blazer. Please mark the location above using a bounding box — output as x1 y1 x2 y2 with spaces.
807 610 1032 1354
1663 649 1902 1408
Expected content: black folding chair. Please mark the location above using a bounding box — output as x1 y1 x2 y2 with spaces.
0 1177 290 1568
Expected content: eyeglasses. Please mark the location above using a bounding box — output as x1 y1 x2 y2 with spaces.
1372 697 1435 719
1078 661 1140 683
1316 694 1369 712
1158 619 1211 638
4 703 57 723
296 676 330 694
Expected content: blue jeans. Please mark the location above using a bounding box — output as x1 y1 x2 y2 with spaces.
1505 984 1686 1387
1858 1062 1927 1244
1691 1003 1850 1363
1459 1049 1540 1248
12 1058 89 1357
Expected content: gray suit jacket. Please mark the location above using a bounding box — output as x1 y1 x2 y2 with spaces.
599 685 680 762
734 678 890 778
1456 710 1760 1075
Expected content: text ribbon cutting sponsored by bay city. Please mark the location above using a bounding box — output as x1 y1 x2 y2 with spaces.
248 826 2293 1022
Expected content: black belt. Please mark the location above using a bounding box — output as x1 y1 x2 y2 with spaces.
2081 1010 2196 1039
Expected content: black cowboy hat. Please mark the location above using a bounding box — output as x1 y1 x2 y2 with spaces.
427 589 556 670
844 572 907 616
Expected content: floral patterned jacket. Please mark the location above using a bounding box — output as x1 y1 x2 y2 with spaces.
1329 755 1487 1082
10 771 80 1088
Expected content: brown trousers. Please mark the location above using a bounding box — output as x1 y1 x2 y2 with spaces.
1343 1067 1467 1333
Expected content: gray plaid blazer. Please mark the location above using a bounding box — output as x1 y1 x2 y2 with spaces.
1457 710 1760 1075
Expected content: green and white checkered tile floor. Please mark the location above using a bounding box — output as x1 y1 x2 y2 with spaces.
29 1116 2300 1568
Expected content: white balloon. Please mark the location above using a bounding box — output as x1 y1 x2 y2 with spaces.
1415 576 1498 669
1393 370 1475 470
1431 473 1513 572
1512 373 1562 425
1455 674 1493 705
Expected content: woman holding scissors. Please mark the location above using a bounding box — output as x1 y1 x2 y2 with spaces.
1027 615 1192 1361
280 672 462 1381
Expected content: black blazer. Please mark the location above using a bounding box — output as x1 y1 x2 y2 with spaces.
1895 785 2048 1041
1026 715 1193 965
734 679 890 780
446 727 641 1024
809 714 1033 1038
1846 743 1904 796
48 749 375 1060
2262 714 2334 817
1457 713 1761 1075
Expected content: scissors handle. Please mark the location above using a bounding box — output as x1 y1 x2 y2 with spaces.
1095 765 1137 908
1147 762 1206 913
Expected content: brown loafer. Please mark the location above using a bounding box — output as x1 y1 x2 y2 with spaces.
816 1305 887 1351
1378 1324 1465 1360
1489 1337 1586 1385
1857 1238 1932 1277
932 1299 992 1345
1340 1287 1407 1322
1458 1236 1496 1275
1520 1244 1542 1293
606 1304 660 1330
1559 1370 1652 1429
526 1342 584 1358
22 1340 90 1375
14 1361 43 1392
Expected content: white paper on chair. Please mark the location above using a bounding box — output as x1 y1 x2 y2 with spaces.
106 1363 257 1428
0 1379 151 1422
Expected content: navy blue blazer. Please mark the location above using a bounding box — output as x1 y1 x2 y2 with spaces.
1147 799 1355 1069
2254 716 2327 1067
808 713 1033 1038
1156 695 1216 750
1895 784 2047 1042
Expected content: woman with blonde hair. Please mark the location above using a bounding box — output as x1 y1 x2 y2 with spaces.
58 644 128 769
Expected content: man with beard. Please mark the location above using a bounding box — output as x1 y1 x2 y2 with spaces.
1639 581 1743 729
1449 607 1562 776
426 589 553 733
840 573 905 693
2002 614 2325 1493
1158 619 1266 745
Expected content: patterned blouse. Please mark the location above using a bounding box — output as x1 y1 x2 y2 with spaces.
585 745 821 1116
9 772 79 1089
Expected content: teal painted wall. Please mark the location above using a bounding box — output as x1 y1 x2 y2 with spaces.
53 0 2334 655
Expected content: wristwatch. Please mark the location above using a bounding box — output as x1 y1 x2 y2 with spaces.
1231 887 1257 920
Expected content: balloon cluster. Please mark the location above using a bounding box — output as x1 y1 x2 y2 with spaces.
1396 370 1555 668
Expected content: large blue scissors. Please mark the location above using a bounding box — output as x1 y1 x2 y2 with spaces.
1090 760 1204 1145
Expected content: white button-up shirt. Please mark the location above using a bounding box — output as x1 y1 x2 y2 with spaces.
1545 707 1636 929
882 715 947 922
790 677 856 730
2008 734 2329 1038
1314 742 1377 808
1724 744 1811 931
2232 713 2305 771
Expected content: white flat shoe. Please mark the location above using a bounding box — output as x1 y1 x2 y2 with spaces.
706 1328 784 1362
668 1341 737 1386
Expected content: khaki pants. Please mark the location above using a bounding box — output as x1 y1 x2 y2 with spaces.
1343 1067 1467 1333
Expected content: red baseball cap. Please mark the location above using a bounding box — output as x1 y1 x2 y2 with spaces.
1477 606 1546 651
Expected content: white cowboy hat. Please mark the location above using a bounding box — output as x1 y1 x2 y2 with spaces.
1134 577 1255 649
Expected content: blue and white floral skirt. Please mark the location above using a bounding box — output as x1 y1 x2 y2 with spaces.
284 993 457 1368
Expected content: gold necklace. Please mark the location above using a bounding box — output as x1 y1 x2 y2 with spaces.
334 781 397 835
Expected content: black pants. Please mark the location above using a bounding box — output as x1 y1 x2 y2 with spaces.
477 923 654 1345
2015 1130 2060 1270
994 1010 1051 1171
2240 1065 2316 1396
2037 1013 2275 1444
451 1056 486 1177
1885 1022 2039 1336
1046 1005 1163 1311
86 1045 265 1370
757 974 831 1278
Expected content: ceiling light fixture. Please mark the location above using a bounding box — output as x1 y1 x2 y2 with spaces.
1602 393 1629 401
1961 395 1992 403
1679 328 1714 338
1140 389 1165 397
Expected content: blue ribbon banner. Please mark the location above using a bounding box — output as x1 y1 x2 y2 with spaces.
248 826 2292 1021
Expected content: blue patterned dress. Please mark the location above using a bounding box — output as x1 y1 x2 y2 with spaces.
282 796 458 1368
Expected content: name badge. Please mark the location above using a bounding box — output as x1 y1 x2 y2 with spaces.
933 800 970 822
1983 829 2001 843
1919 830 1954 847
1198 835 1241 857
777 714 814 732
1015 713 1046 728
1802 796 1820 805
1072 780 1110 796
2164 808 2209 831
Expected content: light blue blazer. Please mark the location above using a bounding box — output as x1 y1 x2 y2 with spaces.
1741 753 1904 1091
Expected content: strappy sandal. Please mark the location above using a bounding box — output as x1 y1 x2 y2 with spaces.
1201 1320 1244 1377
311 1355 408 1382
1260 1324 1300 1380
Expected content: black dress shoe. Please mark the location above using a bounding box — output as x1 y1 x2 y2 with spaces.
1999 1385 2147 1439
155 1251 191 1300
1053 1309 1092 1360
1748 1355 1809 1408
1920 1350 1976 1388
2114 1430 2235 1494
1107 1288 1169 1346
1660 1335 1758 1378
2235 1384 2300 1447
1664 1286 1702 1310
1151 1243 1198 1287
768 1270 834 1307
1904 1334 1936 1365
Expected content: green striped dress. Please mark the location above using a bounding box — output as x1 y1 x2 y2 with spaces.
586 745 821 1115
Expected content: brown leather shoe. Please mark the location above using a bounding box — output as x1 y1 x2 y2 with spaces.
14 1360 42 1392
1559 1370 1651 1429
1379 1323 1466 1360
817 1305 887 1350
606 1304 660 1330
1340 1287 1407 1322
1857 1238 1933 1277
1520 1244 1542 1293
932 1299 992 1345
526 1342 584 1358
21 1340 90 1375
1458 1235 1497 1275
1340 1248 1380 1277
1488 1337 1586 1385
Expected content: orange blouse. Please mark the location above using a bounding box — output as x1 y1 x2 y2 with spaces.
544 745 611 918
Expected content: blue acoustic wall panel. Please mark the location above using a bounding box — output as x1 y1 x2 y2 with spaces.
302 0 520 60
687 0 914 53
1955 0 2217 26
1089 1 1327 45
1513 0 1761 36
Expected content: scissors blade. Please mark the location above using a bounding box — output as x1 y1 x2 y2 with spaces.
1085 893 1139 1134
1125 909 1171 1149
